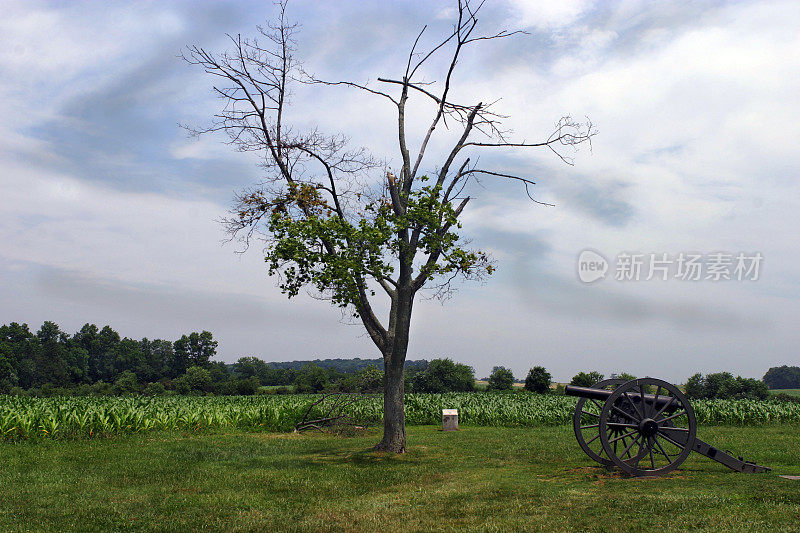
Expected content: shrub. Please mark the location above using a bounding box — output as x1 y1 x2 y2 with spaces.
174 366 213 394
410 358 474 393
294 364 330 393
684 372 768 400
340 365 384 393
113 371 140 395
570 371 604 387
142 382 166 396
72 384 93 396
235 376 260 396
488 366 514 391
524 366 551 393
214 380 238 395
91 380 113 395
356 365 383 392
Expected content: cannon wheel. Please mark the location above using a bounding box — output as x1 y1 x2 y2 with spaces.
599 378 697 477
572 378 626 466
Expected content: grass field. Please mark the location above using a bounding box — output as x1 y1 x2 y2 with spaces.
1 425 799 532
771 389 800 398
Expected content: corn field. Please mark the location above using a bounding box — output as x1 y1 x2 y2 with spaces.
1 393 798 441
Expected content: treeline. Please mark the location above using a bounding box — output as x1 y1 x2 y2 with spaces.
2 321 794 399
0 321 223 395
0 321 427 397
569 370 770 401
265 357 427 373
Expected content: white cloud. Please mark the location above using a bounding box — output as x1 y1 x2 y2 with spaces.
507 0 592 29
0 160 270 298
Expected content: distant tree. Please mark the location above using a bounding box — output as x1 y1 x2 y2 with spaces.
173 332 217 376
763 366 800 389
0 341 17 392
189 331 217 367
294 363 331 393
704 372 734 399
235 356 271 382
524 366 551 393
570 371 604 387
410 358 474 393
64 343 89 385
97 326 122 381
235 376 261 395
171 336 190 378
33 321 70 387
488 366 515 391
0 323 35 388
719 375 768 400
355 364 384 393
113 338 146 378
615 372 637 382
142 381 166 396
264 366 296 386
175 366 213 394
139 338 171 382
685 373 705 399
684 372 768 400
113 370 140 395
208 361 231 384
75 324 100 381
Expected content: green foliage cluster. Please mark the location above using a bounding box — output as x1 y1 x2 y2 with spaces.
487 366 515 391
408 358 474 393
249 177 491 312
524 366 552 393
265 357 427 373
685 372 769 400
235 360 384 394
569 371 605 387
762 365 800 389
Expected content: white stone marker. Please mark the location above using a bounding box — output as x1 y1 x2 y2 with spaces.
442 409 459 431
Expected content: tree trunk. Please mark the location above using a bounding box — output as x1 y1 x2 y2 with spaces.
375 357 406 453
374 287 413 453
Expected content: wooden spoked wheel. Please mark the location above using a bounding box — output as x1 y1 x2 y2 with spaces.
599 378 697 476
572 378 625 466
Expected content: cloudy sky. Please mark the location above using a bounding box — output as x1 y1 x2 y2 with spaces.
1 0 798 382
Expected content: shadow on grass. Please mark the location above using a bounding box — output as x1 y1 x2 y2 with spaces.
299 445 430 467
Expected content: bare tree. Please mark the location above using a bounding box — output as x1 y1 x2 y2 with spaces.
183 0 595 453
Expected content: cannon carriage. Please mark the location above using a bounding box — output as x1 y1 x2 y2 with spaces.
565 377 770 477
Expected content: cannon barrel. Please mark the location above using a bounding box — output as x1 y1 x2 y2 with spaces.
564 384 678 411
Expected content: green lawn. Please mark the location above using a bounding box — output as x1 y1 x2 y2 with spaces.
1 426 799 532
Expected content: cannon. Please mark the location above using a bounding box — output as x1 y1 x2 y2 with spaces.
565 377 770 477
